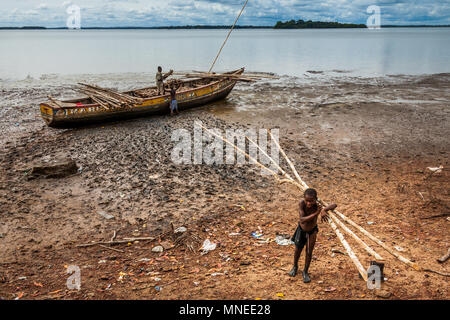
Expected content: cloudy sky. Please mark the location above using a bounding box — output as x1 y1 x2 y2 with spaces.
1 0 449 27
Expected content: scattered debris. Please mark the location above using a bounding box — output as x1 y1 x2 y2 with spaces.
97 211 114 220
331 249 346 255
228 232 241 236
374 289 392 298
424 213 450 220
367 221 374 225
160 241 174 250
437 248 450 264
152 246 164 253
251 232 263 238
427 165 443 174
394 246 406 252
174 226 187 234
274 235 293 246
200 239 217 254
219 252 231 262
324 287 337 292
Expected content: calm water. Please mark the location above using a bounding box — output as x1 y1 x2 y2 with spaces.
0 28 449 80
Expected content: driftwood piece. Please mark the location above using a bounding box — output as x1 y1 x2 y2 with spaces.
76 237 155 248
423 213 450 220
99 244 124 253
423 268 450 277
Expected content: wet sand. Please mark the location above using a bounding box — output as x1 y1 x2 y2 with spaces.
0 72 449 299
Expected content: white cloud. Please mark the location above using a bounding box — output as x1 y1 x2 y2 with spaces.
0 0 448 27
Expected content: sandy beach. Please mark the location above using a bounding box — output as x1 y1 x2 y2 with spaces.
0 72 449 300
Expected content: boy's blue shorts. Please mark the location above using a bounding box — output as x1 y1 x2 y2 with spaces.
171 100 178 111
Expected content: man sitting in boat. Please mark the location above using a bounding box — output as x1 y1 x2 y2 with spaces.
156 66 173 96
169 81 182 116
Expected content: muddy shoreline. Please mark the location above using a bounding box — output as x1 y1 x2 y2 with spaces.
0 73 449 300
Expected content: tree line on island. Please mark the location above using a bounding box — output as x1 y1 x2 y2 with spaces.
3 19 450 30
274 19 366 29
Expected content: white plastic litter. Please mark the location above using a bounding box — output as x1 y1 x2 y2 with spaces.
427 166 443 173
97 211 114 220
200 239 216 254
275 235 293 246
174 226 187 233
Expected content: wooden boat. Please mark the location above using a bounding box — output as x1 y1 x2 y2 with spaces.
40 68 244 128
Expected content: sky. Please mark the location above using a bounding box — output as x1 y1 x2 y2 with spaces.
0 0 449 27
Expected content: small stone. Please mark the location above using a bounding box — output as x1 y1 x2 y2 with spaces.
152 246 164 253
375 289 392 298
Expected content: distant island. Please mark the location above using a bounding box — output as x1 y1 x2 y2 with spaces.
275 19 366 29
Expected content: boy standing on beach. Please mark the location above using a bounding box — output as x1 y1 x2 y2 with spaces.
288 188 337 283
169 82 182 116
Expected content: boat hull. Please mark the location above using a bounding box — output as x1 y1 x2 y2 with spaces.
40 68 243 128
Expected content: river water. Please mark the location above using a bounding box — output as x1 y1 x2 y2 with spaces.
0 28 449 81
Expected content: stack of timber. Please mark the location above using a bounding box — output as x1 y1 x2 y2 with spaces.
77 83 144 110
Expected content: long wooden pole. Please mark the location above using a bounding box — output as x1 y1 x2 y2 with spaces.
200 125 305 190
245 135 293 181
329 212 384 261
328 217 368 281
268 130 309 190
332 210 421 270
208 0 249 73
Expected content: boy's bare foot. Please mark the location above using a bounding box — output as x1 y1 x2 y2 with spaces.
302 271 311 283
288 265 298 277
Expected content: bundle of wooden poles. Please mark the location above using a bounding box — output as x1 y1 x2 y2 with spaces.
77 83 143 110
200 124 449 281
174 71 279 83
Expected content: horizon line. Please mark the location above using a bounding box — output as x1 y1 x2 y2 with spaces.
1 24 450 29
